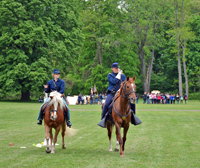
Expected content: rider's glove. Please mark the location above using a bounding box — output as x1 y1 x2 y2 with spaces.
116 69 122 80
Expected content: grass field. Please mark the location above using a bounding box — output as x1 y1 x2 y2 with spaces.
0 100 200 168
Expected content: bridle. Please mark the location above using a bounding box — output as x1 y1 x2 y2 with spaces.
120 81 135 99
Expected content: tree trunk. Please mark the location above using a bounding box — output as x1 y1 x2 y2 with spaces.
175 0 183 96
21 90 31 101
147 23 156 93
139 51 147 93
177 36 183 96
182 40 188 97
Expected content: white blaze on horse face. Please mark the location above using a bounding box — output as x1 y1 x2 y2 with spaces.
131 84 135 92
54 101 58 118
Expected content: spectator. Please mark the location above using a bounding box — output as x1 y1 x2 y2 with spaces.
162 93 166 104
39 96 43 103
157 94 161 104
99 93 103 105
170 94 174 104
180 94 183 104
176 94 179 104
147 92 150 104
136 94 139 104
143 92 147 104
86 96 89 105
153 94 157 104
90 93 94 105
78 93 82 105
81 95 85 105
184 94 187 104
173 94 176 104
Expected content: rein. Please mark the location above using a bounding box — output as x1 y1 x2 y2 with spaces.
112 82 134 120
120 82 135 99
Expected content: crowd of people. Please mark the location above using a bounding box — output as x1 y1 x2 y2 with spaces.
77 93 106 105
140 92 188 104
39 91 188 105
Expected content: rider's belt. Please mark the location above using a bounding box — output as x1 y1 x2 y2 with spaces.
50 90 57 92
107 90 116 94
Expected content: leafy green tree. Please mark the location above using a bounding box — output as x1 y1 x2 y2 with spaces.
0 0 83 100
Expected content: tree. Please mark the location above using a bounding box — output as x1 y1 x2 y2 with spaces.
0 0 83 100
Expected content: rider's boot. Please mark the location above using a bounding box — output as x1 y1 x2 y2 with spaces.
67 120 72 128
37 119 42 125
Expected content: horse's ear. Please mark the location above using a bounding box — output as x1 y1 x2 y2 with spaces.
133 76 136 81
126 76 129 81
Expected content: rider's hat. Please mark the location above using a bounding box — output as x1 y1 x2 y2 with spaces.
111 62 119 68
53 69 60 74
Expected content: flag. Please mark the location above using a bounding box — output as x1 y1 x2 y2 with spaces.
94 84 97 93
91 84 93 94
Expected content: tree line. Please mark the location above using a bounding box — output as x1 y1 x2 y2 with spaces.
0 0 200 101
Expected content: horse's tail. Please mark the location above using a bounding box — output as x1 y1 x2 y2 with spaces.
61 125 78 138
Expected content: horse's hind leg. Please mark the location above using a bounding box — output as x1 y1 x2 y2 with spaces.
45 124 51 153
61 122 66 149
106 121 113 152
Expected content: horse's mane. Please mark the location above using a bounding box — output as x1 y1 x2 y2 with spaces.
115 81 126 99
49 91 64 109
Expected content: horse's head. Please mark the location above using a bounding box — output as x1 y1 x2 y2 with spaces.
49 91 64 121
121 76 136 104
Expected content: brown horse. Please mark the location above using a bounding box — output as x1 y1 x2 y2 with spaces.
43 91 68 154
106 76 136 157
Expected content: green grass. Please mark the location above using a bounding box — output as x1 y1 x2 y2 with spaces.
0 100 200 168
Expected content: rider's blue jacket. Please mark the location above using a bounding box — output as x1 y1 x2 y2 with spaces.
45 78 65 94
107 72 126 91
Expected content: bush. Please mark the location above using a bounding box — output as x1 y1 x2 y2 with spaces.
188 92 200 100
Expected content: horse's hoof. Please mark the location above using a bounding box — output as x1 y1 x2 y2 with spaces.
109 149 113 152
46 148 51 154
115 148 119 152
120 154 125 157
62 144 66 149
51 151 55 154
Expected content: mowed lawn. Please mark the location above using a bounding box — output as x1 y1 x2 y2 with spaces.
0 100 200 168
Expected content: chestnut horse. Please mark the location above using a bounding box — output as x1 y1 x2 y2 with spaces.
44 91 68 154
106 76 136 157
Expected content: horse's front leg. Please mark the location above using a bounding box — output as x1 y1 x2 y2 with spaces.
45 124 51 153
61 122 66 149
49 128 53 151
51 126 61 153
115 123 124 157
122 122 129 153
106 121 113 152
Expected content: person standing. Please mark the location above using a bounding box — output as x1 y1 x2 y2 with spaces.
99 93 103 105
184 94 188 104
147 92 150 104
143 92 147 104
39 96 43 103
90 93 93 105
176 94 180 104
136 94 139 104
78 93 82 105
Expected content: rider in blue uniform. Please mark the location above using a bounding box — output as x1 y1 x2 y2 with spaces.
101 62 136 122
37 69 72 127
